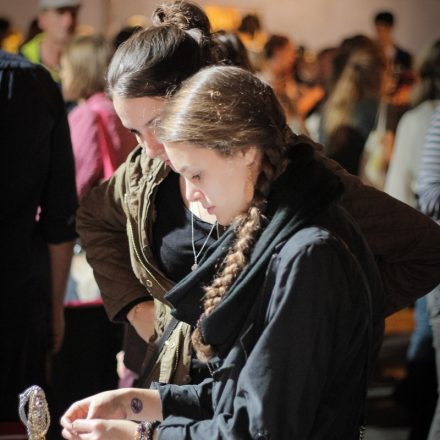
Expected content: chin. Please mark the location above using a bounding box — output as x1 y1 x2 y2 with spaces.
217 211 239 227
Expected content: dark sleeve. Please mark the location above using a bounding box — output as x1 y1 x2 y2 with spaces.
154 378 214 421
76 151 150 321
328 125 365 175
37 66 78 244
156 238 370 439
313 142 440 316
418 106 440 222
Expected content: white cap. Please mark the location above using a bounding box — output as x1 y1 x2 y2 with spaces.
39 0 81 9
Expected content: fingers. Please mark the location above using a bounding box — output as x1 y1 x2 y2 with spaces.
61 427 93 440
61 419 94 439
61 400 90 428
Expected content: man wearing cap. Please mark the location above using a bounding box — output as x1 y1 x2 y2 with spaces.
21 0 80 83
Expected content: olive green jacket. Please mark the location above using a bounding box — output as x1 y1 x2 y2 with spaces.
77 145 192 385
78 140 440 386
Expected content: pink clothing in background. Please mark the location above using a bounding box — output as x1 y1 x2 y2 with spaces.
68 92 137 200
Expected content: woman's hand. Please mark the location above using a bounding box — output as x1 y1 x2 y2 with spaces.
61 418 137 440
127 301 156 343
61 389 127 429
60 388 162 436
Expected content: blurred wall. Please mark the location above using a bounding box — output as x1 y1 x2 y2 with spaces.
1 0 439 56
0 0 107 36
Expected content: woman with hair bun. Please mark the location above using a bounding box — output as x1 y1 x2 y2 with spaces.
79 1 223 389
72 0 440 423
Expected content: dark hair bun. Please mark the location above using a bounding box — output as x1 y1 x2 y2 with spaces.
152 1 211 36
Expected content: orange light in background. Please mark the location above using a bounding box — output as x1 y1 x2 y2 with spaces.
125 15 149 28
204 5 241 32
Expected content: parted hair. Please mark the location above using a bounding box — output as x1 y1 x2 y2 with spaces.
107 1 215 99
323 44 386 136
159 66 290 361
62 35 112 101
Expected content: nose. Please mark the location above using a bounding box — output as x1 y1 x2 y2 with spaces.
139 131 166 159
185 179 203 203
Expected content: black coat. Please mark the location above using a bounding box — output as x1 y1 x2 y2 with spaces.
155 140 384 439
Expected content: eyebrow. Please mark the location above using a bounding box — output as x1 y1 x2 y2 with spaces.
144 114 161 128
126 113 160 133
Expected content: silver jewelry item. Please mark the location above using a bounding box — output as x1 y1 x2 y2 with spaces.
18 385 50 440
191 211 217 271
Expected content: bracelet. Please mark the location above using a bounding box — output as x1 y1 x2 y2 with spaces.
135 421 147 440
135 420 160 440
147 420 161 440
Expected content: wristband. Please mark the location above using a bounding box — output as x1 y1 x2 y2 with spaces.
146 420 161 440
135 421 147 440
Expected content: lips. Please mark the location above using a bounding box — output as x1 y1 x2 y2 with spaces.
206 206 215 214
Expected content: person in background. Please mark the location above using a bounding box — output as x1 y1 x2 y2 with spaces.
21 0 80 84
418 103 440 440
236 13 266 71
319 40 389 175
385 39 440 208
60 35 137 199
373 10 414 106
259 34 307 133
304 46 337 141
213 30 254 72
385 42 440 439
49 34 137 435
0 49 77 425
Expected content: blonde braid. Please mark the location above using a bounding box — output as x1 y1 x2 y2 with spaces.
192 145 285 362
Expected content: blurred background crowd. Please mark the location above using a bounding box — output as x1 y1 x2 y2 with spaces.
1 0 439 439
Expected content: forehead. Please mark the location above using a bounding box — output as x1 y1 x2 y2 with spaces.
165 142 237 172
113 95 166 125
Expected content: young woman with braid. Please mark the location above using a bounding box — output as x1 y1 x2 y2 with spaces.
68 2 440 435
62 65 440 439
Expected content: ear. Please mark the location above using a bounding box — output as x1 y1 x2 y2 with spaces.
242 146 259 167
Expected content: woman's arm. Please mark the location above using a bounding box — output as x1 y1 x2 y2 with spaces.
310 135 440 316
76 148 151 324
61 388 162 440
